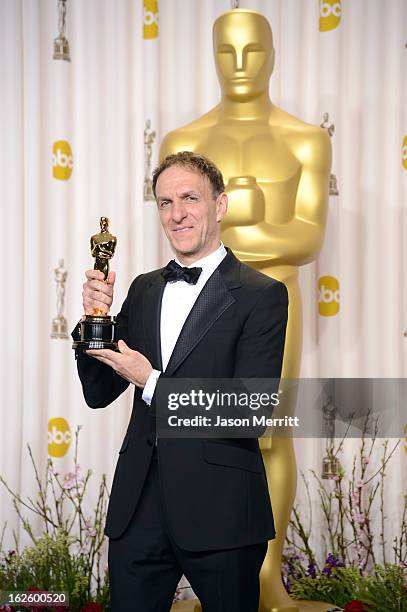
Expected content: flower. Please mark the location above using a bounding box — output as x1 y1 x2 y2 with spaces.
80 604 102 612
322 553 345 577
307 563 317 578
344 600 367 612
351 509 366 525
26 586 44 612
84 516 97 537
62 465 84 491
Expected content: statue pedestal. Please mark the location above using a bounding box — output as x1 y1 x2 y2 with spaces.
171 599 336 612
294 601 336 612
171 600 201 612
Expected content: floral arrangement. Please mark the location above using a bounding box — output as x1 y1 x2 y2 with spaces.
282 421 407 611
1 423 406 611
0 427 110 611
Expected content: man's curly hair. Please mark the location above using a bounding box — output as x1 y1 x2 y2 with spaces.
152 151 225 199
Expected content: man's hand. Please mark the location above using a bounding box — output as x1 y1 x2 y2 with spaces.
83 269 116 315
86 340 153 389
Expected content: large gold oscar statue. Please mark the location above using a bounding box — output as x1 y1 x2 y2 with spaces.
164 10 332 612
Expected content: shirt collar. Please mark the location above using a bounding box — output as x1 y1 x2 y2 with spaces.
174 243 227 275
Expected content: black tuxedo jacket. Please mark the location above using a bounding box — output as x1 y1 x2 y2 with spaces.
73 249 288 551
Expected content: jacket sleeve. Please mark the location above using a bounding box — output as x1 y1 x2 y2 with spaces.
233 280 288 379
72 276 141 408
230 280 288 436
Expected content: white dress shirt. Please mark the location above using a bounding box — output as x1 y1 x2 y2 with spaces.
142 243 227 405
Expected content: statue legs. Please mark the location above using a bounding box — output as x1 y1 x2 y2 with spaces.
171 270 333 612
257 268 333 612
258 269 301 611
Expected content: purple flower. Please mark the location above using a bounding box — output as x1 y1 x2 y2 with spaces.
323 554 345 576
307 563 317 578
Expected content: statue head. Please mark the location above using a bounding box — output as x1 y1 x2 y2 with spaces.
213 10 275 101
100 216 109 232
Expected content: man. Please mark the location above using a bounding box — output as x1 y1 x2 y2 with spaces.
73 152 288 612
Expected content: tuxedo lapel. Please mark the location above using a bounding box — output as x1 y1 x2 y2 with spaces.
142 274 165 370
164 251 240 376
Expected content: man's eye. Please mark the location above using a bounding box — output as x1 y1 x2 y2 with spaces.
159 201 170 208
186 196 198 202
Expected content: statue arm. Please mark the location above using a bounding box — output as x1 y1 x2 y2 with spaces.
228 129 332 266
268 129 332 265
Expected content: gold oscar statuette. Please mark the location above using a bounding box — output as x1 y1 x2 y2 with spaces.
72 217 118 351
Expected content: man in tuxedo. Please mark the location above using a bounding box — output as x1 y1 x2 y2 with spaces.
73 152 288 612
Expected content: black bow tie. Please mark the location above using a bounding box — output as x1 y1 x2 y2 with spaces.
162 260 202 285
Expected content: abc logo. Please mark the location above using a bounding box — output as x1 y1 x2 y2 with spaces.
52 140 73 181
48 417 72 458
402 136 407 170
143 0 158 39
318 275 340 316
319 0 341 32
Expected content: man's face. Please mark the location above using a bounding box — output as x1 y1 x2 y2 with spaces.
213 12 274 101
155 166 228 264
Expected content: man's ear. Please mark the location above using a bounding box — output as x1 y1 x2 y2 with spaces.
216 192 228 222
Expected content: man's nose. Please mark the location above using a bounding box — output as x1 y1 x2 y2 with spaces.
171 200 187 222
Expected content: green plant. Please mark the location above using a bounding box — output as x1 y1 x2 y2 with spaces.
0 426 110 611
290 564 407 612
290 565 364 607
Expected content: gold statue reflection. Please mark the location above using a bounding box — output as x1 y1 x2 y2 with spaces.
161 9 332 612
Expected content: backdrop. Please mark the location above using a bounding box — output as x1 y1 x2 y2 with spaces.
0 0 406 576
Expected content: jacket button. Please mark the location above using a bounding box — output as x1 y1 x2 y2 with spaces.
147 438 154 446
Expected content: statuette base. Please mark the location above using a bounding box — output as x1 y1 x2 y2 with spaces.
51 316 69 339
72 315 118 352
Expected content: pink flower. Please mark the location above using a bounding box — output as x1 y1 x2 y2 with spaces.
351 509 365 525
84 516 97 537
63 465 84 491
361 456 369 465
351 490 359 504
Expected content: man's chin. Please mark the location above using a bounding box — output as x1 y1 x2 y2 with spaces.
171 238 197 255
172 242 201 259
